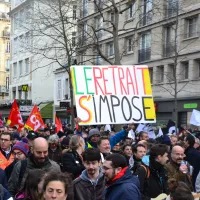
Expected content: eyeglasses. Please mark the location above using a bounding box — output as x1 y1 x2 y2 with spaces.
13 151 23 156
0 138 10 142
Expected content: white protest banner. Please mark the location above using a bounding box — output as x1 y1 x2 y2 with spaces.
136 123 156 139
70 65 156 125
190 109 200 126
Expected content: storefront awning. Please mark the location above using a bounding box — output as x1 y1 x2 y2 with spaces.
39 102 53 119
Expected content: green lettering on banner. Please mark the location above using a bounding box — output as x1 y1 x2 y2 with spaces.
184 103 198 109
84 67 94 95
74 67 84 95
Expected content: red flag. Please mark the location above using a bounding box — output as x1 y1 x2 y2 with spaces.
25 105 45 131
7 99 24 128
55 115 63 133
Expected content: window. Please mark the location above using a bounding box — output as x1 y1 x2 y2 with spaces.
13 63 17 77
6 41 10 53
157 66 164 83
166 0 178 18
168 64 175 82
140 0 152 26
6 59 10 72
149 67 153 83
127 3 135 19
19 9 25 27
25 58 29 74
72 32 76 47
185 16 198 38
13 13 19 31
65 79 69 99
95 16 103 38
18 90 22 100
140 31 151 50
25 32 31 49
73 5 77 20
127 37 134 52
57 80 62 100
24 91 28 100
83 0 88 17
19 60 23 76
13 38 18 55
138 31 151 62
181 61 189 80
96 55 101 65
13 91 16 99
107 43 114 57
163 25 175 57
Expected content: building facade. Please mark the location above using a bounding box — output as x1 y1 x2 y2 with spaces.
77 0 200 126
0 0 10 101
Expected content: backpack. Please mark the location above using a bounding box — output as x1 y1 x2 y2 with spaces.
0 184 4 200
137 164 151 179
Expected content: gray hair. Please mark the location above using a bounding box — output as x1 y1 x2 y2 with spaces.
48 134 59 143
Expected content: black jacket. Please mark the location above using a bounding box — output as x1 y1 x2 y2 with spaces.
73 169 105 200
5 160 17 182
185 146 200 188
62 150 85 179
136 160 168 200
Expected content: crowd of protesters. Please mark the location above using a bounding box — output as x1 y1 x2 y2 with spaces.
0 121 200 200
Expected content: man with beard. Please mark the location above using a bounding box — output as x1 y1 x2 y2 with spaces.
8 137 60 196
73 148 105 200
5 141 29 181
165 145 193 191
103 153 141 200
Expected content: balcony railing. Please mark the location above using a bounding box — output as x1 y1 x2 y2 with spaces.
138 47 151 63
163 43 175 57
164 2 179 19
139 12 153 27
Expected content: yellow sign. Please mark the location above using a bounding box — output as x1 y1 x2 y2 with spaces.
22 85 29 92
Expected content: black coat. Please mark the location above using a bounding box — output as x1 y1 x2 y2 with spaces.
62 150 85 179
185 146 200 188
135 160 168 200
73 171 105 200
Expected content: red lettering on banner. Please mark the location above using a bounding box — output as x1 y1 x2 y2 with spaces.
109 66 117 95
118 67 127 95
126 67 135 95
93 67 105 95
102 68 112 95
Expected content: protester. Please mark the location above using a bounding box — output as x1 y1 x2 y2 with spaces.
170 135 178 147
184 135 200 189
62 135 85 179
5 141 29 181
0 132 14 170
121 144 132 164
0 185 13 200
103 153 141 200
15 169 46 200
73 148 105 200
138 131 149 141
97 136 112 162
129 144 146 174
135 144 169 199
0 168 8 188
167 178 194 200
12 132 21 145
165 145 193 191
48 134 62 165
8 137 60 196
43 172 69 200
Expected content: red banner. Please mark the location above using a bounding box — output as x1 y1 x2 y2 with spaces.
25 105 45 131
7 99 24 128
55 114 64 133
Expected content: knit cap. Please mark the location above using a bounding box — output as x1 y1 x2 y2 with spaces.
12 141 29 156
88 129 100 139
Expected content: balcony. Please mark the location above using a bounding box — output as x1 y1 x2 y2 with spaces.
139 12 153 27
2 31 10 37
0 12 9 19
163 43 175 57
138 47 151 63
164 2 179 19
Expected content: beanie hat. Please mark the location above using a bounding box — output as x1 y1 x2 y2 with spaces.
88 129 100 139
12 142 29 156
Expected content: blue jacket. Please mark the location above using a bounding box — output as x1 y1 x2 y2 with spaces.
104 168 141 200
79 130 128 149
